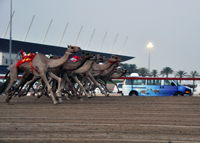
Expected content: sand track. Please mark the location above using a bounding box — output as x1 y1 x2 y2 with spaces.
0 95 200 143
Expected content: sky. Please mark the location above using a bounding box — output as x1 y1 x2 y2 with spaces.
0 0 200 74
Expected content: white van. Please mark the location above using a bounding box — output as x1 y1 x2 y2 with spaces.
194 84 200 95
122 74 193 96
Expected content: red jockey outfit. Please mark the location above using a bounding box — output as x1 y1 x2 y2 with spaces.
17 50 37 74
70 55 81 62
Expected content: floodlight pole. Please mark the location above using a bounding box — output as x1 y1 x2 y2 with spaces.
58 23 68 46
23 15 35 41
86 29 95 50
119 36 128 54
9 0 12 68
74 26 83 46
41 19 53 44
3 10 15 38
98 31 107 52
109 34 118 53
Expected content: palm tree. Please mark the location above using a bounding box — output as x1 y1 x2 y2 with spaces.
190 70 199 89
138 67 148 77
121 63 129 70
160 67 173 78
174 70 187 84
129 64 138 73
151 69 158 77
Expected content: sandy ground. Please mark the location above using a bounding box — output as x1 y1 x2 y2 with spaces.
0 90 200 143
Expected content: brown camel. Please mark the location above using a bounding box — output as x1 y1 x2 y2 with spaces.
6 48 82 98
98 67 127 93
140 89 148 95
88 63 121 94
150 89 161 95
73 55 121 97
52 52 95 100
20 52 94 98
4 45 81 105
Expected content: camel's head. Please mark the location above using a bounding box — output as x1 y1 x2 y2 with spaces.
95 54 103 62
122 69 128 74
108 55 121 63
102 56 108 62
118 63 123 67
67 45 81 53
81 52 95 60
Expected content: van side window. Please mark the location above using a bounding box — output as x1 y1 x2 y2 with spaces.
147 80 161 85
125 79 132 85
164 80 171 86
133 80 145 85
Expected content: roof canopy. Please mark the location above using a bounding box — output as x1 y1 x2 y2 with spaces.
0 38 134 61
0 38 134 74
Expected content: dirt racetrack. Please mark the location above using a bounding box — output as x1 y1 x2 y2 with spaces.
0 93 200 143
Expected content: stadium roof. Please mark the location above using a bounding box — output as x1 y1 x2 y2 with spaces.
0 38 134 61
0 38 134 74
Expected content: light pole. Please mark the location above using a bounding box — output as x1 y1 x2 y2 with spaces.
147 42 153 76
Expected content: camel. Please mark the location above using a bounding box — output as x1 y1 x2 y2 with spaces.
50 53 106 99
98 67 128 93
89 63 121 94
31 52 96 100
11 51 93 100
150 89 161 95
140 89 148 95
74 55 121 97
3 45 81 105
19 52 94 98
51 52 95 100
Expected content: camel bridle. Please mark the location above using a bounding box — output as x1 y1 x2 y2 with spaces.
73 46 76 53
109 57 118 64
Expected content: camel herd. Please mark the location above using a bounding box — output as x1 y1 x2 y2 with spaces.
0 45 128 105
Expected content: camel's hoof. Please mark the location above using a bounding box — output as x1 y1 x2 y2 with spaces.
54 102 59 105
58 98 63 103
66 97 70 100
105 94 110 97
6 99 9 103
88 96 92 99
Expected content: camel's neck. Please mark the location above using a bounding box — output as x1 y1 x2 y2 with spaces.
92 61 113 71
48 52 72 68
74 60 94 74
111 71 126 78
100 64 118 77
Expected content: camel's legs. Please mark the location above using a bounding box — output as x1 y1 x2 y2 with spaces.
62 72 81 99
40 72 58 105
72 75 91 98
12 73 33 97
18 76 40 96
47 72 62 102
108 79 120 93
5 78 18 104
97 78 110 93
88 73 109 96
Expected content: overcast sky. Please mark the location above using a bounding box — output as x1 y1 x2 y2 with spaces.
0 0 200 74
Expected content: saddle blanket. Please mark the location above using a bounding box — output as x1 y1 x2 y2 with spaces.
16 53 36 68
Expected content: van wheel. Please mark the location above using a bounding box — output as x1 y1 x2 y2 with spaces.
174 92 183 96
129 91 138 96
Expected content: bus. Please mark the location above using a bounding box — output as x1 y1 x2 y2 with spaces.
122 75 193 96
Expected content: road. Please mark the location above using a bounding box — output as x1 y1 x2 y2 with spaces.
0 94 200 143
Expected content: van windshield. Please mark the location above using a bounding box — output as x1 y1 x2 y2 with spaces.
164 80 177 86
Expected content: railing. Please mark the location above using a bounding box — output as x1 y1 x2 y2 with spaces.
114 77 200 80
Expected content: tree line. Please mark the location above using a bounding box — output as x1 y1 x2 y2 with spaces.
121 64 199 84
